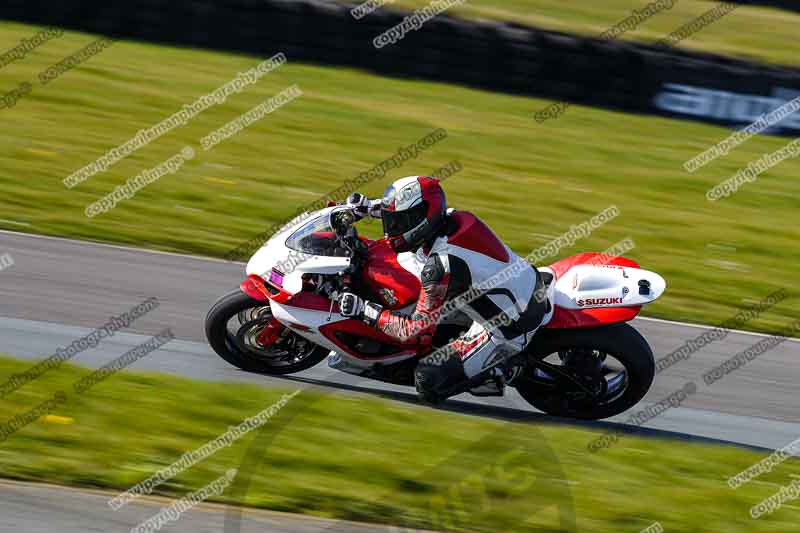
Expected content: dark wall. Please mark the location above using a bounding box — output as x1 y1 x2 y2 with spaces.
722 0 800 14
2 0 800 134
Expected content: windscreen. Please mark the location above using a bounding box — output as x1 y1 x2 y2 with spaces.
284 215 350 257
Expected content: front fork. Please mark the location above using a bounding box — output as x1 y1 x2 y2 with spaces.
239 275 287 349
256 317 284 347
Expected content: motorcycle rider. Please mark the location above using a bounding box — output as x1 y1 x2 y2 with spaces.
338 176 548 403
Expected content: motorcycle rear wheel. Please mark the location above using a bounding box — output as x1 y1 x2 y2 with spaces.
205 289 328 375
514 323 655 420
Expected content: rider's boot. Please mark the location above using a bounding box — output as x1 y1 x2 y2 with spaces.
414 347 469 405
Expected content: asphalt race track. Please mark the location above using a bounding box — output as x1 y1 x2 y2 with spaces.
2 229 800 446
1 229 799 531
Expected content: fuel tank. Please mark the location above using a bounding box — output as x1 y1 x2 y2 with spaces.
361 239 421 309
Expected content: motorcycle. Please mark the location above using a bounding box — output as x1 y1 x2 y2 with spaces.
206 204 666 420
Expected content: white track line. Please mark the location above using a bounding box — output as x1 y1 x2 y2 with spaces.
1 229 796 343
633 316 800 344
0 219 31 227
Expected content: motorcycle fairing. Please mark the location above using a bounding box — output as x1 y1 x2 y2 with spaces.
269 297 419 365
543 253 666 329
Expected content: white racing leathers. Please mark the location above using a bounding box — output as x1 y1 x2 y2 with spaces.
373 220 547 397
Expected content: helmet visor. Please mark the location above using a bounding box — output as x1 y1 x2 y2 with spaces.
382 201 428 237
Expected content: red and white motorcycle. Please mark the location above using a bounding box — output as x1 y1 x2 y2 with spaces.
206 205 666 420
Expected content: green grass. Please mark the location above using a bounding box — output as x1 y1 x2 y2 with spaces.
0 22 798 335
348 0 800 66
1 353 799 532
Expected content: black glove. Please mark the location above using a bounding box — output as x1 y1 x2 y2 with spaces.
339 292 383 326
339 292 364 318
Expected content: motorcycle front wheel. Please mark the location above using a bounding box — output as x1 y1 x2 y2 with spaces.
205 289 328 375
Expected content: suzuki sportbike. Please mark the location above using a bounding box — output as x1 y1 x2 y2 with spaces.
206 205 666 419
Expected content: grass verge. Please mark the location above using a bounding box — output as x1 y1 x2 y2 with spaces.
0 22 797 334
0 353 799 532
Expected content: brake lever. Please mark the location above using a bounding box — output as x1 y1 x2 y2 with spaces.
327 290 338 322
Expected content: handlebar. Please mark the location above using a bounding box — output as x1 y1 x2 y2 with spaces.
330 207 368 271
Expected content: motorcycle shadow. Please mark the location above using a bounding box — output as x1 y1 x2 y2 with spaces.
261 373 765 453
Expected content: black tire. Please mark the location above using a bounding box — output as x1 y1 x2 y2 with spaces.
514 323 655 420
205 289 328 375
